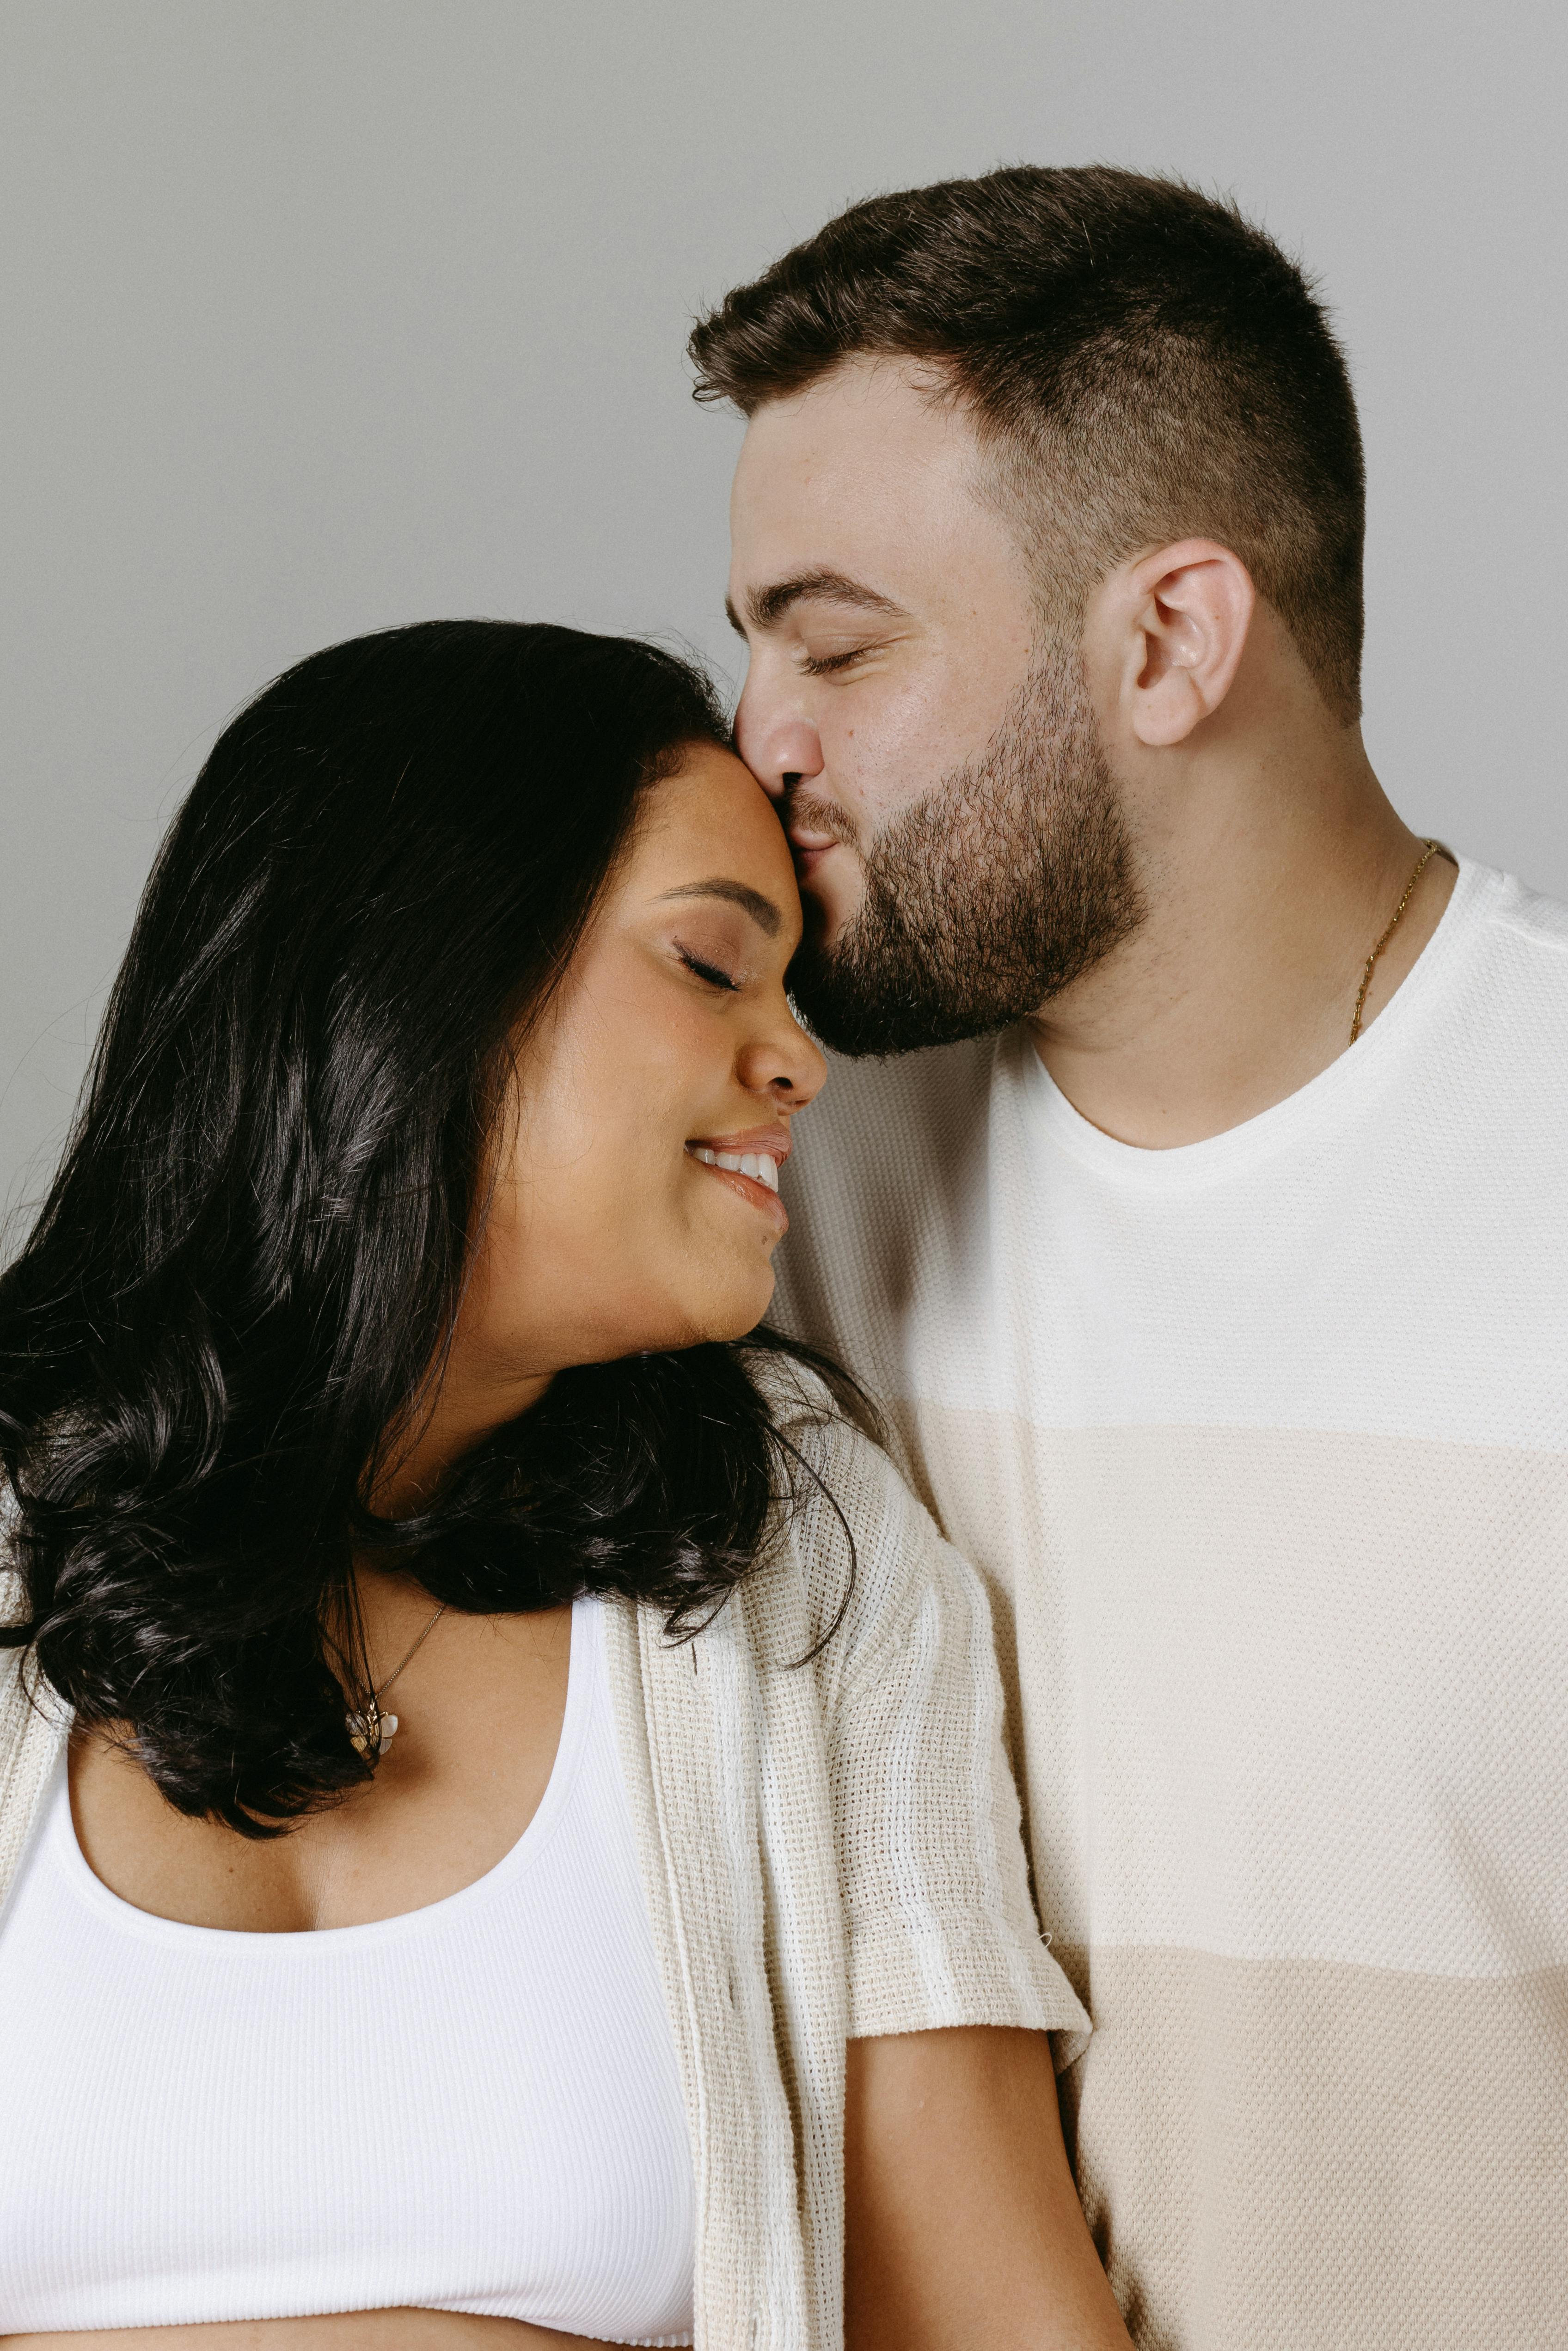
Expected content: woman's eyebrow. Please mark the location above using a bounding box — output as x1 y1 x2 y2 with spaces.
655 880 783 938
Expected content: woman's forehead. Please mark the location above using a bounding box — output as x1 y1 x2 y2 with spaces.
631 747 797 889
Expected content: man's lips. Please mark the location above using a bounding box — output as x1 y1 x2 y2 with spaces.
786 830 844 880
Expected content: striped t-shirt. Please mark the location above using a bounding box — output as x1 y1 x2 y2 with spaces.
773 858 1568 2351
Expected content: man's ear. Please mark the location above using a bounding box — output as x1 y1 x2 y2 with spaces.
1095 539 1256 748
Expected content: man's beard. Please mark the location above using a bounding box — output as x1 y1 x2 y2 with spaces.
785 639 1145 1058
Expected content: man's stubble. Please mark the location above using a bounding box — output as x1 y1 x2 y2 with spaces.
785 635 1145 1058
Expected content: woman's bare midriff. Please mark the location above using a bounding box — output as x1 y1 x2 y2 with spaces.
1 2315 605 2349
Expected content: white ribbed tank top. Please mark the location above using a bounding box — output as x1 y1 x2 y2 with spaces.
0 1598 694 2346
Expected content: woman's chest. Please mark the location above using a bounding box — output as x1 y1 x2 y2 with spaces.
0 1625 695 2344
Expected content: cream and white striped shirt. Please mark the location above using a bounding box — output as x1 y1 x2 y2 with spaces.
773 861 1568 2350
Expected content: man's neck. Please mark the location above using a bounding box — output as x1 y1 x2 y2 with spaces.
1028 731 1457 1151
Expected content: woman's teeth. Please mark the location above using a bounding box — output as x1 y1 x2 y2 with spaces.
692 1147 781 1194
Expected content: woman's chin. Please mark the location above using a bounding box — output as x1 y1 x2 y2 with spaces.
685 1264 779 1349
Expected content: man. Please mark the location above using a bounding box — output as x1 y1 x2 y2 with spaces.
692 167 1568 2348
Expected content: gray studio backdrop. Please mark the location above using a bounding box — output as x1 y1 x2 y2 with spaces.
3 0 1564 1222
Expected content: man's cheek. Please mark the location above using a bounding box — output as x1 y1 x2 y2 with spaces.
808 845 869 946
831 706 940 822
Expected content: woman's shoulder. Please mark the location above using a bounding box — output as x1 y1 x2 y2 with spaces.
746 1343 922 1542
0 1481 29 1650
743 1343 984 1685
0 1512 70 1920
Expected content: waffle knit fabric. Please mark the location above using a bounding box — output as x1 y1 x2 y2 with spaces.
771 858 1568 2350
0 1365 1085 2351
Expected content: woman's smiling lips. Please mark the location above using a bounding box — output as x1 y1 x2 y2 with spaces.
686 1124 791 1231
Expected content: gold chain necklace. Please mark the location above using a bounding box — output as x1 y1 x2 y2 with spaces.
1348 840 1440 1046
346 1599 447 1760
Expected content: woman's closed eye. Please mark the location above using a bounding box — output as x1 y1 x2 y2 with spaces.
678 947 742 992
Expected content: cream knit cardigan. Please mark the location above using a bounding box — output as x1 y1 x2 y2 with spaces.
0 1373 1087 2350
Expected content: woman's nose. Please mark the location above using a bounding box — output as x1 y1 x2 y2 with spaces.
738 1017 827 1111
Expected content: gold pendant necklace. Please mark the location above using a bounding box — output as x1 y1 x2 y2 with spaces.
1349 840 1440 1046
346 1599 447 1759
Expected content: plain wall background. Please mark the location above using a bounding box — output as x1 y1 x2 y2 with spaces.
3 0 1564 1221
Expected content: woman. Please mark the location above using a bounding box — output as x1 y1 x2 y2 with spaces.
0 623 1128 2351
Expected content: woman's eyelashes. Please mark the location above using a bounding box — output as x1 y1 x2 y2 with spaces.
677 945 742 993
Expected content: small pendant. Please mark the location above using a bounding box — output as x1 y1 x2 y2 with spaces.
346 1705 398 1760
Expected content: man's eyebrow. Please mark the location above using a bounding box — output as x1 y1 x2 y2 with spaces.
726 569 907 636
655 879 783 938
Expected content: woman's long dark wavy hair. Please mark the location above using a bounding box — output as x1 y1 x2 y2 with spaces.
0 621 861 1836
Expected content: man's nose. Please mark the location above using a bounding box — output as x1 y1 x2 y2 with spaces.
734 678 825 802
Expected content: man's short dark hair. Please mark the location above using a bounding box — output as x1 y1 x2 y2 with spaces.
690 165 1366 722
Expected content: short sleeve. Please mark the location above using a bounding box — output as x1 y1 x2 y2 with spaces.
774 1398 1091 2046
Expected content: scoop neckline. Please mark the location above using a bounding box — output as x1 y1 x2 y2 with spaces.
49 1596 601 1953
1015 855 1495 1192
